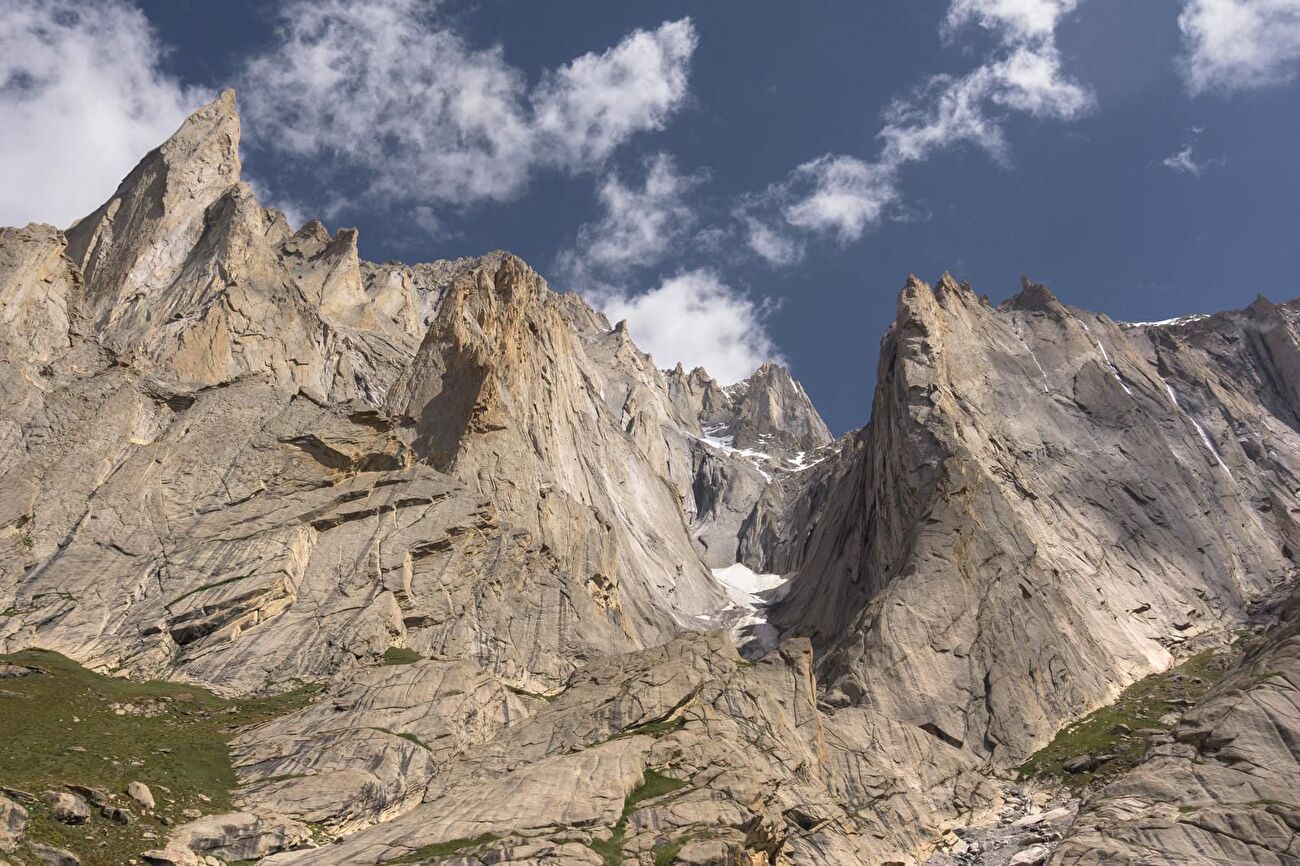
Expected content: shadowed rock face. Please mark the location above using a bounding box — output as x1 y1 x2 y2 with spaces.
3 92 1300 865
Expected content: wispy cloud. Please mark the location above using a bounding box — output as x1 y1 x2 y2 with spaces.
1161 131 1224 176
1178 0 1300 93
0 0 203 227
240 0 696 220
1162 144 1206 175
244 174 308 230
779 155 901 244
738 214 804 267
745 0 1091 262
556 154 704 283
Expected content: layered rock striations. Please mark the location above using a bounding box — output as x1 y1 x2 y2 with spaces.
3 91 1300 865
768 276 1300 769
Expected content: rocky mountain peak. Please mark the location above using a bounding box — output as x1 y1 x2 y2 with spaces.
669 359 833 457
66 88 241 301
5 85 1300 866
727 360 833 453
1006 274 1062 311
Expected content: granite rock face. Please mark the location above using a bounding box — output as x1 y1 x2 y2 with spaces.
767 276 1300 769
4 92 1300 865
1051 582 1300 865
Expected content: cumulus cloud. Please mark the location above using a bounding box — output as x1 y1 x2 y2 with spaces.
1178 0 1300 93
746 0 1090 256
0 0 202 227
556 153 703 282
241 0 696 213
554 157 779 381
597 271 782 383
532 20 697 170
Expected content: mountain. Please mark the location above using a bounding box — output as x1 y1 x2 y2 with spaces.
0 92 1297 866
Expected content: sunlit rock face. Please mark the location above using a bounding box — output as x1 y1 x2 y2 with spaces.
3 91 1300 866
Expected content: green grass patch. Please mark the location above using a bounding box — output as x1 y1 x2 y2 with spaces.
1019 650 1226 789
0 648 318 866
381 646 423 665
654 836 691 865
382 832 500 863
371 727 433 752
589 769 690 866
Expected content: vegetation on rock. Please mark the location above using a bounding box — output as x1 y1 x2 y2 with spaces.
1019 649 1227 788
0 649 317 865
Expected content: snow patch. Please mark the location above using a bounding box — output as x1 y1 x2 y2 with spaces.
1014 321 1051 394
1121 314 1209 328
786 450 825 472
1093 339 1134 397
1162 381 1232 475
706 563 792 657
1074 317 1134 397
692 424 776 481
713 562 787 606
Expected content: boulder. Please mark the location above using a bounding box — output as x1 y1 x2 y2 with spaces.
43 791 89 824
101 805 134 825
0 793 27 853
1008 844 1051 866
167 812 310 861
126 781 155 810
64 786 109 808
28 843 81 866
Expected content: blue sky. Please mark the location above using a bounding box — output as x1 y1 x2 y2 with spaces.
2 1 1299 432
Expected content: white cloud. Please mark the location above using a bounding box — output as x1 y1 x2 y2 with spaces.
781 156 901 243
878 1 1090 167
533 20 697 170
740 215 804 267
557 153 702 281
556 158 782 381
0 0 202 228
241 0 696 212
878 69 1009 166
944 0 1082 44
597 270 781 383
1178 0 1300 93
410 205 446 239
748 0 1090 253
990 44 1092 117
1161 142 1223 176
1162 145 1203 175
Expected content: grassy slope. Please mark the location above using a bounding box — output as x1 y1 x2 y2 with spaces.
1019 649 1227 789
0 649 317 865
588 770 690 866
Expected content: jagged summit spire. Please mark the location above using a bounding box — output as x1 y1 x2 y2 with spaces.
70 88 241 234
1006 274 1062 312
64 88 244 314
